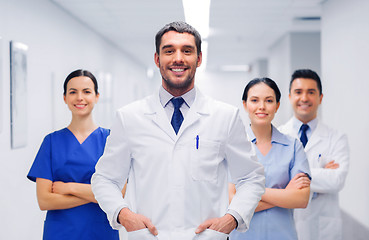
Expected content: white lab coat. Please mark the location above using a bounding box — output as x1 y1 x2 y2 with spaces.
279 117 349 240
91 88 265 240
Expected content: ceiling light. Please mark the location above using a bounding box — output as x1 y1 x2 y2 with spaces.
220 65 251 72
183 0 211 71
182 0 211 39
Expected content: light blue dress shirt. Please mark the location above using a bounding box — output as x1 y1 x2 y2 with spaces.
159 86 195 120
230 125 310 240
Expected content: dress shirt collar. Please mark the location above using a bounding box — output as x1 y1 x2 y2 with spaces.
292 116 319 134
246 124 290 146
159 86 195 108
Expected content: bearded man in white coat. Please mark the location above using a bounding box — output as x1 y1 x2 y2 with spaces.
279 69 349 240
91 21 265 240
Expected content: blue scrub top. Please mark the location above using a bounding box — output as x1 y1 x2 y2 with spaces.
27 127 119 240
230 125 310 240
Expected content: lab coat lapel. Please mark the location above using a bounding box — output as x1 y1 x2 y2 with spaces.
144 93 177 141
285 118 298 139
305 121 326 152
177 88 209 137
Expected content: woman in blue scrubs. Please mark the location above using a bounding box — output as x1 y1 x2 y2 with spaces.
229 78 311 240
27 70 119 240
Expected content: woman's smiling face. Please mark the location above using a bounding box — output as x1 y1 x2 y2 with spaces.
244 83 280 126
63 76 99 117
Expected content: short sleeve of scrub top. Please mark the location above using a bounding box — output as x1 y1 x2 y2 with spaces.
290 138 311 180
28 134 53 182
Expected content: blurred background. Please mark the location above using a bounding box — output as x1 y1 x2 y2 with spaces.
0 0 368 239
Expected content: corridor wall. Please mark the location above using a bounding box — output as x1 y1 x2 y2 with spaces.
321 0 369 232
0 0 151 239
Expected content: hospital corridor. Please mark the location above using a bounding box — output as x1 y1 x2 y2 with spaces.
0 0 368 239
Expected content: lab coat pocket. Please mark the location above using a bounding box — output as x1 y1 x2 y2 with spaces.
316 153 331 168
191 139 221 183
193 229 229 240
127 228 157 240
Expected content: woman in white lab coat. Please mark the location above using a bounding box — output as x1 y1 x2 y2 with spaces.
229 78 311 240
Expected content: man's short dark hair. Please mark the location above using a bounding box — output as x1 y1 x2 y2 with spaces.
290 69 322 95
155 21 202 56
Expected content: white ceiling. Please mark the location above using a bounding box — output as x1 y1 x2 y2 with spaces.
50 0 323 72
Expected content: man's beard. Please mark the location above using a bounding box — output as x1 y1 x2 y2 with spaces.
162 74 194 90
160 63 196 91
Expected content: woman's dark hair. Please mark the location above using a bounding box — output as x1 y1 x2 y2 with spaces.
63 69 98 95
242 77 281 103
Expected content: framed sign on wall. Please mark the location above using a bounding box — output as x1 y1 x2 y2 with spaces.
10 41 28 149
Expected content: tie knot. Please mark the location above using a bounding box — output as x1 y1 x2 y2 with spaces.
300 124 309 132
171 97 185 109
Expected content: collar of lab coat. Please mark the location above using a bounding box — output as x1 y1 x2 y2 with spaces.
282 117 330 151
144 86 210 141
304 120 330 151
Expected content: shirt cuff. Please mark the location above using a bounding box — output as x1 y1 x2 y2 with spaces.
226 209 244 230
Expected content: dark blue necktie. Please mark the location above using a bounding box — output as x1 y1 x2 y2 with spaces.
300 124 309 148
170 97 184 134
